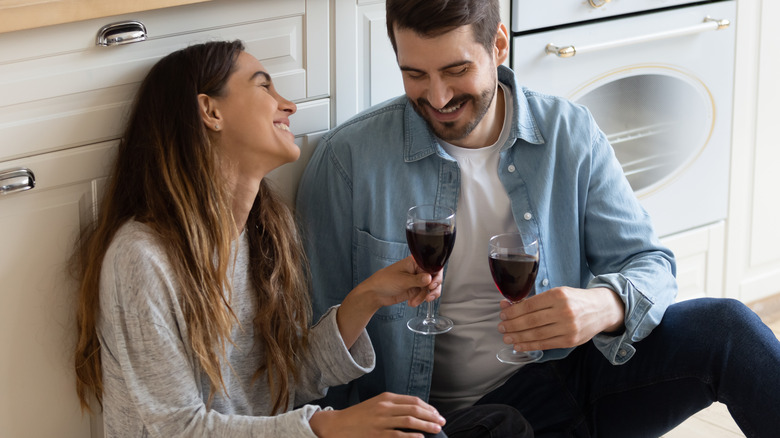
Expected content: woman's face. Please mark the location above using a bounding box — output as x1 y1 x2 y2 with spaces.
209 51 298 179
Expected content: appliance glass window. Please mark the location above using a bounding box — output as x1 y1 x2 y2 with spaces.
574 73 711 194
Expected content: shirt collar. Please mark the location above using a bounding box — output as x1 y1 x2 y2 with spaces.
404 64 545 162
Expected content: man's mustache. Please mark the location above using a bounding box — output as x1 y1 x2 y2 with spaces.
415 94 473 111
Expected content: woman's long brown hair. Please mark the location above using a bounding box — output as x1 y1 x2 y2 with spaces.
72 40 311 415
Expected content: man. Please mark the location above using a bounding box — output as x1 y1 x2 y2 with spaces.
296 0 780 436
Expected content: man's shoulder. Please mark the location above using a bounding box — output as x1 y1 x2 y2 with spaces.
323 95 409 143
520 87 588 115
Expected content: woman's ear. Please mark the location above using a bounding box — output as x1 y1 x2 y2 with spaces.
198 93 223 132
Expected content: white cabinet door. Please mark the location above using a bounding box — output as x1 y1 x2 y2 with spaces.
333 0 403 124
725 0 780 303
0 142 116 438
661 222 725 301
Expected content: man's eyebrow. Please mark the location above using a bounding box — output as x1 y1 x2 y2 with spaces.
399 60 473 73
250 70 272 82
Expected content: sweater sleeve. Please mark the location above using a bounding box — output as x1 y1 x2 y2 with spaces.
293 305 376 406
98 223 327 437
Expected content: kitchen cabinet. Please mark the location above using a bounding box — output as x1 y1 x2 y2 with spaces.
0 143 115 438
723 0 780 303
0 0 210 34
0 1 328 436
661 222 725 301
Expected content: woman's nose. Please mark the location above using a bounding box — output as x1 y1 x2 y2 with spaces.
276 93 297 115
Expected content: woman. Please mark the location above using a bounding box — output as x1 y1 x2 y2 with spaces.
71 40 447 437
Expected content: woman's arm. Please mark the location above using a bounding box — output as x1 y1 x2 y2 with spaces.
335 255 441 349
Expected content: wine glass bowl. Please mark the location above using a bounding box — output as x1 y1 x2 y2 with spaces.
406 205 456 335
488 232 543 364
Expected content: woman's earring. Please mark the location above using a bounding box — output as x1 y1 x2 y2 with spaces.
214 124 220 130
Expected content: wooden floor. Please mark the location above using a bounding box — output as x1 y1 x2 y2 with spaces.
662 294 780 437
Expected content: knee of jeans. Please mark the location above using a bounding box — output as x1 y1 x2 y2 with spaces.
710 298 759 328
685 298 755 329
481 405 532 435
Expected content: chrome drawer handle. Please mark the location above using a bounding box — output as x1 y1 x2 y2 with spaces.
0 168 36 195
96 21 148 47
588 0 611 8
545 16 730 58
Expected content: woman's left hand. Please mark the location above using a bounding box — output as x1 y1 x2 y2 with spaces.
360 255 442 309
337 255 442 349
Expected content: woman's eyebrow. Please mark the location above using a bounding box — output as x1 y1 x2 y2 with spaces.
250 70 272 82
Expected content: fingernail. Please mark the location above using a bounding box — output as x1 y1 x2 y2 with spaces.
498 324 506 333
499 312 507 320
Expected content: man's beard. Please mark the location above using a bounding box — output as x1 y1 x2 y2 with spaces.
411 82 496 144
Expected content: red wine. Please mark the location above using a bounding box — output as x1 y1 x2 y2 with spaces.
489 253 538 302
406 224 456 274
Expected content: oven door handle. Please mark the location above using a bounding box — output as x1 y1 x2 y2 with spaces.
545 16 730 58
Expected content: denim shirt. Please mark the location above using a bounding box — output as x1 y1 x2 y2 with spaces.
296 65 677 408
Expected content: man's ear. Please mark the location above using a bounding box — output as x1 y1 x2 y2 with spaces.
198 93 223 131
494 23 510 66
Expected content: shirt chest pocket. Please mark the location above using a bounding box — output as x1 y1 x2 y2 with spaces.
353 228 410 320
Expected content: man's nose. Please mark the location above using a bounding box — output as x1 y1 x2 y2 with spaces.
426 77 453 110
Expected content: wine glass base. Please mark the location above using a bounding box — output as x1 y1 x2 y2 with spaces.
496 348 542 365
407 316 454 335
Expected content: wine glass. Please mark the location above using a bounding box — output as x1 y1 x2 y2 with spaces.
405 205 456 335
488 232 543 364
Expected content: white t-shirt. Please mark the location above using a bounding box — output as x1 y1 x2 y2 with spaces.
429 83 521 413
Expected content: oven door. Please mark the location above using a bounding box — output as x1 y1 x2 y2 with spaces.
511 0 736 237
511 0 705 33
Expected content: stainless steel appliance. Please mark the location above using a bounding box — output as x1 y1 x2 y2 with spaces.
511 0 736 238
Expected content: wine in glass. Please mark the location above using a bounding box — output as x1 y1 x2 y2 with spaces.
405 205 456 335
488 232 543 364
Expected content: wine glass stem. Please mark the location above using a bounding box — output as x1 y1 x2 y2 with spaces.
425 300 436 322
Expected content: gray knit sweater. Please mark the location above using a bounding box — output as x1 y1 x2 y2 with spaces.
97 221 375 437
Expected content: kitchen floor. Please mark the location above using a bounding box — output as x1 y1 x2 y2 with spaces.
662 294 780 437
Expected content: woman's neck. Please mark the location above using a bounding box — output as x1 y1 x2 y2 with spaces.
226 172 263 234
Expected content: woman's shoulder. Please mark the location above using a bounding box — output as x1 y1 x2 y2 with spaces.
101 220 177 310
105 221 166 267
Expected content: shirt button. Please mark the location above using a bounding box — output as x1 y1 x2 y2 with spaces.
508 164 516 172
523 212 532 221
542 278 549 287
618 349 628 357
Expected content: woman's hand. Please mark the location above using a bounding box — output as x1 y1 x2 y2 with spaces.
309 392 445 438
360 255 442 309
337 255 442 348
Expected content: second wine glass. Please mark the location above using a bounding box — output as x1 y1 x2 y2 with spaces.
488 232 543 364
405 205 456 335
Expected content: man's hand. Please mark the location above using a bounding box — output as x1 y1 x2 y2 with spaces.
497 286 625 352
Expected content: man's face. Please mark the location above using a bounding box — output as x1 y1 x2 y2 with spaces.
395 24 508 148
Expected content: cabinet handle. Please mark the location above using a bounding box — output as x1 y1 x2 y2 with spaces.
588 0 612 8
0 168 36 195
96 21 148 47
545 16 730 58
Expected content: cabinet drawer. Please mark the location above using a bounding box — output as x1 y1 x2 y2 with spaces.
0 0 328 162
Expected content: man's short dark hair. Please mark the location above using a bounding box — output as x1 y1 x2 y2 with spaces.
386 0 501 55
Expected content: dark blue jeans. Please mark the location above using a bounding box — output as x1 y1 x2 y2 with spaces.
404 404 531 438
475 298 780 438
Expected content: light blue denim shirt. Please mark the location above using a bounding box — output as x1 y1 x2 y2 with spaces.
296 65 677 407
